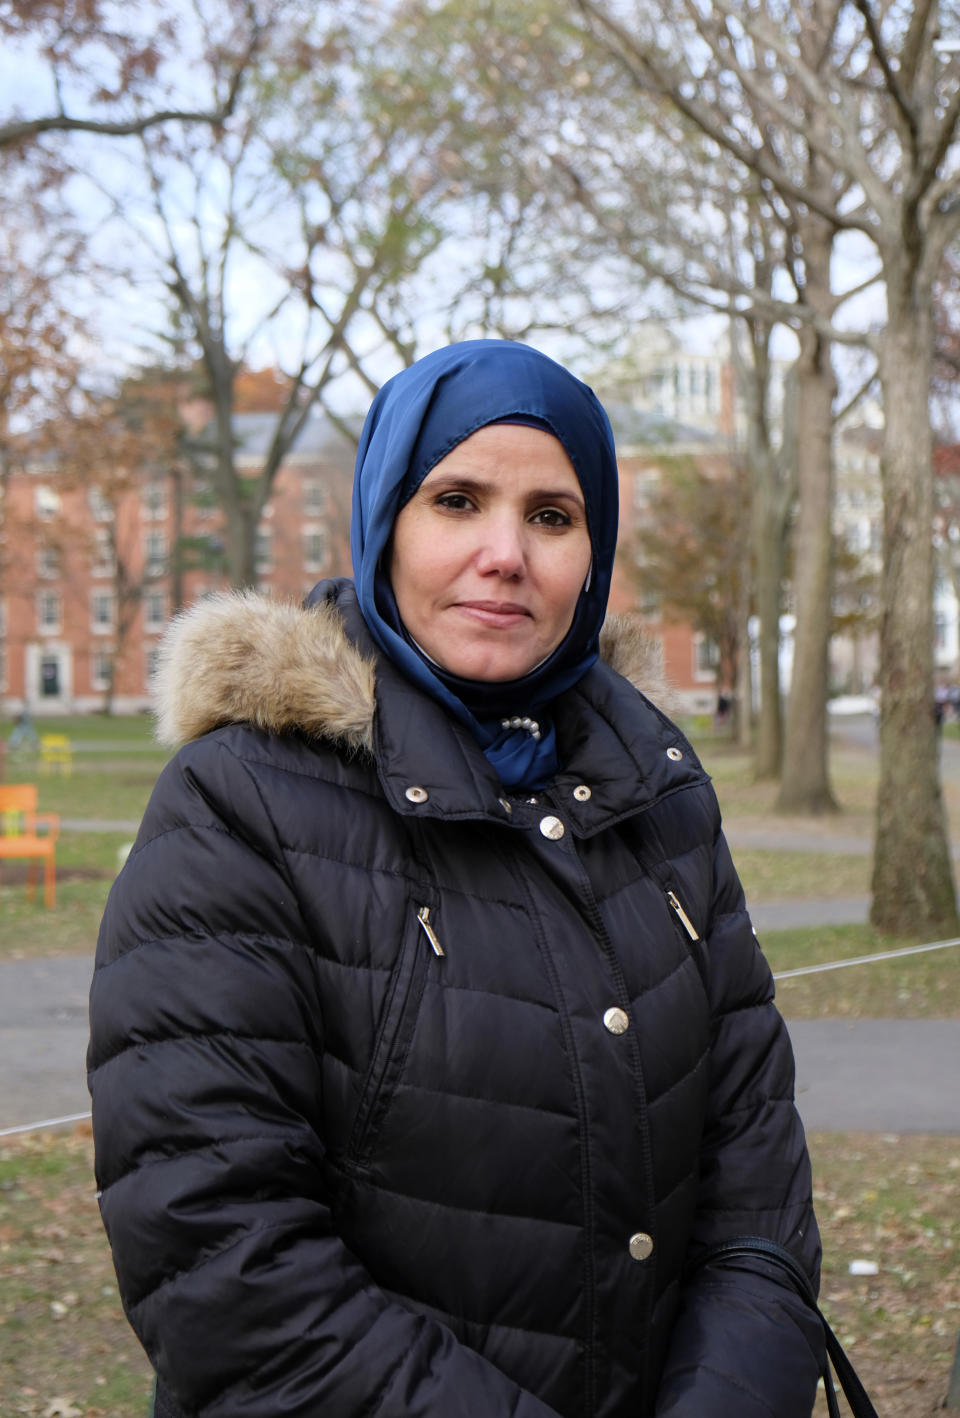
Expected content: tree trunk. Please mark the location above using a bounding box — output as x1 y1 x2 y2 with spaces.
777 242 838 812
751 478 784 778
738 333 786 779
170 462 186 614
871 296 958 935
103 658 116 717
736 564 753 749
223 497 258 589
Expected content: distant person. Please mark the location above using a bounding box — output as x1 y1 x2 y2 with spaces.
89 341 825 1418
714 689 731 732
7 710 39 754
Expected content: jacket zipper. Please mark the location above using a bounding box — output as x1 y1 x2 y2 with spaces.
666 889 700 942
417 905 445 956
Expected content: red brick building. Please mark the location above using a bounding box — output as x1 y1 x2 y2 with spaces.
0 408 722 717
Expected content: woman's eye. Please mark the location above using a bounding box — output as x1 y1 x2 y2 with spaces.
531 507 571 527
436 492 475 511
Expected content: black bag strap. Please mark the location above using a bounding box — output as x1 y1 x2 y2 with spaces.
686 1236 880 1418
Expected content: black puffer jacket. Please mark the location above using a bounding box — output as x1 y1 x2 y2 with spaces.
88 579 823 1418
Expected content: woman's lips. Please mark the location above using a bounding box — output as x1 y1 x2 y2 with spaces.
456 600 531 628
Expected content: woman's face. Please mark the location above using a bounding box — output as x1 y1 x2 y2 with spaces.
389 423 592 683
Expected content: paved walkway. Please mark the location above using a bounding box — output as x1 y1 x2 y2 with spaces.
3 953 958 1138
751 896 869 930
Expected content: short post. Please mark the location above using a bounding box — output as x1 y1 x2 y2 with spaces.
946 1331 960 1408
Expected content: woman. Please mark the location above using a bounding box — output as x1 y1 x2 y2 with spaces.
88 340 823 1418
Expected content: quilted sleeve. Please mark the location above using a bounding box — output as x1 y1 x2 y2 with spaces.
654 828 825 1417
88 736 561 1418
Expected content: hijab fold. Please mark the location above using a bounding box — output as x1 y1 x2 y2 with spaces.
351 340 619 791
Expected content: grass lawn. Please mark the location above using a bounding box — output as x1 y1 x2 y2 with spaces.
810 1132 960 1417
0 878 117 961
735 849 870 901
0 831 133 961
763 923 960 1019
2 715 159 745
0 1127 954 1418
0 1127 154 1418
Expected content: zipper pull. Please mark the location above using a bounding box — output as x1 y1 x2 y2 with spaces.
667 890 700 942
417 905 445 957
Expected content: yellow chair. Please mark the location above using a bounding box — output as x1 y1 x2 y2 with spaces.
0 783 60 907
40 733 72 776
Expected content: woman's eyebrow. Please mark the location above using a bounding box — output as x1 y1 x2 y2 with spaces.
424 473 584 504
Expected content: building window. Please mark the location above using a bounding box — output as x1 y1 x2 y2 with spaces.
37 544 61 578
637 588 660 618
632 468 658 511
145 531 167 578
91 590 115 633
255 526 272 574
91 527 115 577
145 646 161 683
91 650 113 691
303 478 326 518
191 477 217 521
142 480 167 520
145 591 166 632
38 592 61 634
694 633 720 681
935 611 949 652
35 485 61 520
303 526 328 572
88 485 113 521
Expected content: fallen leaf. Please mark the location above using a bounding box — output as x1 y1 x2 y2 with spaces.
42 1399 82 1418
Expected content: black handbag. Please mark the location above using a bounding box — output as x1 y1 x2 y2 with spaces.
686 1236 880 1418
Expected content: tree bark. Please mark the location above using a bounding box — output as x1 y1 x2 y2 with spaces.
871 293 958 934
777 219 839 812
751 480 784 778
740 340 787 779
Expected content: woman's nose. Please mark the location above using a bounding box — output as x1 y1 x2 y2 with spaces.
474 514 526 577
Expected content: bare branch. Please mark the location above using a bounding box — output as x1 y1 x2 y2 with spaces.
0 4 263 150
574 0 871 234
834 363 880 425
849 0 919 158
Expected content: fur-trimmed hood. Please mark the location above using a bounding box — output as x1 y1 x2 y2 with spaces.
153 587 669 750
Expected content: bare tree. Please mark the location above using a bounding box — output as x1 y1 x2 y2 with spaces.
631 453 750 729
575 0 959 936
0 0 262 149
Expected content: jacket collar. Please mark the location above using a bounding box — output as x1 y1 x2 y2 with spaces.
153 578 707 830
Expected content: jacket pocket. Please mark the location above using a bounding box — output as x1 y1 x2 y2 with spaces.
345 898 440 1168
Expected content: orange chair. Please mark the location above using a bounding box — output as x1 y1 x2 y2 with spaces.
0 783 60 908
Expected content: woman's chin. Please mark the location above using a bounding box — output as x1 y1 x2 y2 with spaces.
431 644 541 684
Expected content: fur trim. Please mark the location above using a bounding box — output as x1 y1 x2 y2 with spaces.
600 613 673 711
153 592 376 751
153 593 671 748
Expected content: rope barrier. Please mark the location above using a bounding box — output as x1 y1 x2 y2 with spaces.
773 934 960 979
0 1110 91 1139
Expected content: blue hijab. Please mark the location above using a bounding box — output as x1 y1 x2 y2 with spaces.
351 340 619 790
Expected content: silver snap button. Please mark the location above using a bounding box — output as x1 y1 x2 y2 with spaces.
666 747 683 762
539 815 565 840
498 797 513 814
404 785 429 803
603 1006 629 1035
573 785 592 802
629 1232 654 1261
